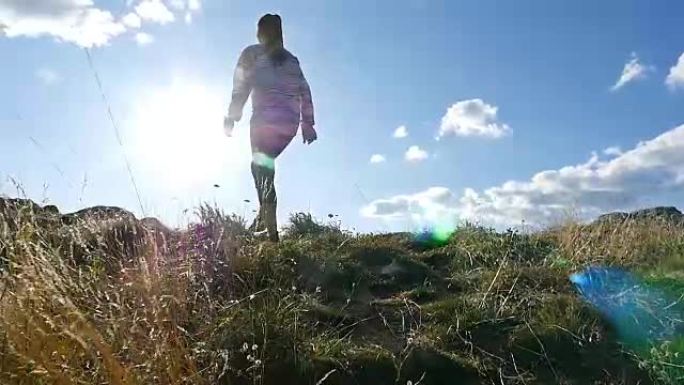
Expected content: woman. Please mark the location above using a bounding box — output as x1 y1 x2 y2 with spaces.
224 14 317 242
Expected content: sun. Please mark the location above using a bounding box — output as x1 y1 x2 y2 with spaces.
129 79 250 191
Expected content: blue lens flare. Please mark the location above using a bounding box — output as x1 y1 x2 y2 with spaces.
570 266 684 347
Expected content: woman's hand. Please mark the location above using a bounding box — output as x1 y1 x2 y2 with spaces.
302 124 317 144
224 116 235 137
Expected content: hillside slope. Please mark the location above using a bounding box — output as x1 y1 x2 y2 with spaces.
1 199 683 384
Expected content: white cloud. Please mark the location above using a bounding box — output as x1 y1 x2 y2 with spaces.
166 0 200 23
134 32 154 46
603 146 623 157
122 12 141 28
168 0 201 11
393 125 408 139
666 53 684 91
0 0 126 47
188 0 201 11
168 0 186 10
439 99 511 139
361 187 457 222
611 53 652 91
405 145 428 162
363 124 684 228
135 0 175 25
35 67 62 85
369 154 386 164
0 0 201 47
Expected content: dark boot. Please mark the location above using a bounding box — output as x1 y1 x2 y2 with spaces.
249 206 266 233
263 202 279 242
250 162 268 234
251 161 277 241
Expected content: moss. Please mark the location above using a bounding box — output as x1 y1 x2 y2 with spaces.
423 295 488 326
305 301 355 327
309 343 397 385
401 285 439 302
510 325 652 385
399 346 480 385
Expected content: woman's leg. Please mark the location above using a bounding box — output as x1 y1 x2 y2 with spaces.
249 162 266 232
249 124 296 242
251 160 278 241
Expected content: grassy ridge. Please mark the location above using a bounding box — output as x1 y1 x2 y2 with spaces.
1 201 683 384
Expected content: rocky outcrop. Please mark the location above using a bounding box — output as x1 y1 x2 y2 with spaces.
0 198 61 230
596 206 684 224
0 198 168 269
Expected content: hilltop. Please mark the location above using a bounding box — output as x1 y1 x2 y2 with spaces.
596 206 684 225
1 198 683 384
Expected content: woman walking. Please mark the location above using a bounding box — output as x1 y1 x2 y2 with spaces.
224 14 317 242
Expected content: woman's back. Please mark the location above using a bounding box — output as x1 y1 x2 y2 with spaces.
251 45 304 127
235 44 309 128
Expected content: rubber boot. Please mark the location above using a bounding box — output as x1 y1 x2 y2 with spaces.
249 162 268 235
262 202 279 242
249 206 266 233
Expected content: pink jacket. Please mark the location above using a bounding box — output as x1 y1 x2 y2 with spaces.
228 44 315 138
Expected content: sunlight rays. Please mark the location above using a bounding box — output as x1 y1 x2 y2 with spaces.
128 79 250 193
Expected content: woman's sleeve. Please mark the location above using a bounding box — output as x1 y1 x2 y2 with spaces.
298 61 315 127
228 48 254 122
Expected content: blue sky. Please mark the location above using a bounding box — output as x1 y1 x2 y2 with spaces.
1 0 684 231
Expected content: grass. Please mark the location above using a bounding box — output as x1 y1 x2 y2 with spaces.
1 198 683 384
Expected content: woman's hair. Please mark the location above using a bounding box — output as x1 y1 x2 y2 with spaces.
258 14 287 66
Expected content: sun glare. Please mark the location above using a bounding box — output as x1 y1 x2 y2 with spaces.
129 80 250 191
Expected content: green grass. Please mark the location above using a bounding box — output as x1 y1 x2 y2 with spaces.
1 199 683 384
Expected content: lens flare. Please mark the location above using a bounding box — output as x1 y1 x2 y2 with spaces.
413 222 456 247
570 266 684 347
252 152 275 170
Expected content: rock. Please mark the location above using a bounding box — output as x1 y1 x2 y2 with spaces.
141 217 172 254
0 198 171 270
1 198 63 268
633 206 683 219
59 206 147 267
61 205 137 225
0 198 61 231
597 206 683 224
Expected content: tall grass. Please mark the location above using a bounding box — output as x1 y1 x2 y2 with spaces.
0 202 217 384
1 201 682 384
545 216 684 269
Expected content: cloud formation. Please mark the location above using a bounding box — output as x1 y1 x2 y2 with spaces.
611 53 652 91
363 124 684 228
35 67 62 85
666 53 684 91
603 146 623 157
168 0 200 24
439 99 511 139
361 187 455 220
393 125 408 139
0 0 125 47
405 145 428 162
135 0 175 25
122 12 142 29
134 32 154 46
0 0 201 47
369 154 386 164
